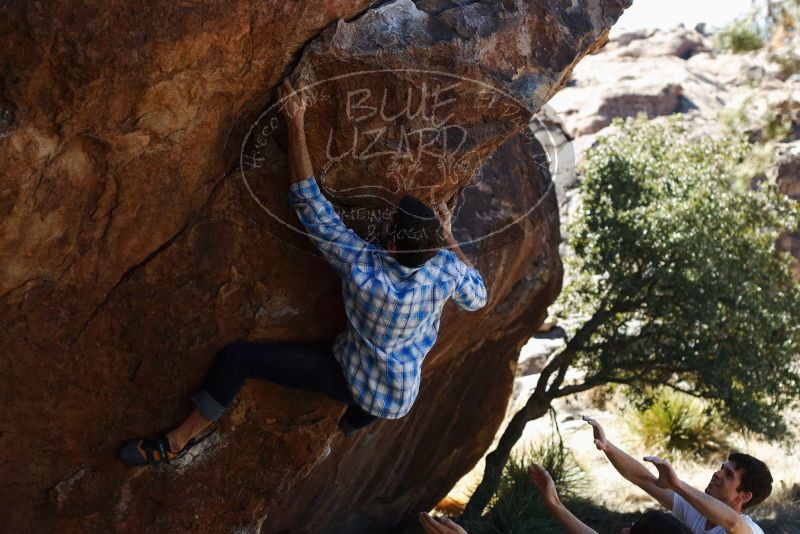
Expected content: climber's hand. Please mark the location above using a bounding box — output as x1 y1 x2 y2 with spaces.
582 415 609 452
436 202 453 234
277 79 307 133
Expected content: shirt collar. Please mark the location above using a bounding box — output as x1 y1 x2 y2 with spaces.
381 252 422 276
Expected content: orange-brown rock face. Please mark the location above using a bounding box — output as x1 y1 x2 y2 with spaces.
0 1 628 532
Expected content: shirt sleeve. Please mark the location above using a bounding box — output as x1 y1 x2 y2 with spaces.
449 254 488 311
741 517 762 534
289 176 370 277
671 494 692 527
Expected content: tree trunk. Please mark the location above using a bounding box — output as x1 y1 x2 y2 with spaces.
461 394 552 521
461 303 621 521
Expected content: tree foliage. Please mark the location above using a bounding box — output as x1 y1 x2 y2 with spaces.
563 116 800 437
463 116 800 520
714 16 765 53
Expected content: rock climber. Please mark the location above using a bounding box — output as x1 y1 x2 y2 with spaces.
120 78 487 465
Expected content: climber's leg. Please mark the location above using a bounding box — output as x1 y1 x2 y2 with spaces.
165 407 212 453
121 341 362 465
338 404 379 435
191 340 355 421
170 403 381 442
120 406 212 465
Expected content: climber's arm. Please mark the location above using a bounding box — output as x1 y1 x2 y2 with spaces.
279 79 370 277
277 79 314 184
436 202 474 268
436 203 486 311
289 178 371 277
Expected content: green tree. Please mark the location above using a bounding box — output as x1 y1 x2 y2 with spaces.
462 117 800 521
714 16 765 53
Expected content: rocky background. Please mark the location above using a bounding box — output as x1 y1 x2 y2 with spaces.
544 23 800 277
511 21 800 437
0 1 631 533
443 23 800 530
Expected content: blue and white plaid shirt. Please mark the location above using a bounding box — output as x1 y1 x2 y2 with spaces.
289 177 487 419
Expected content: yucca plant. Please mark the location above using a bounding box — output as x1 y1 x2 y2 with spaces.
464 438 586 534
628 388 729 461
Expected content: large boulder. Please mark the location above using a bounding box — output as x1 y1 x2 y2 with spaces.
0 0 629 532
547 25 800 225
605 25 710 59
548 27 728 137
263 131 563 533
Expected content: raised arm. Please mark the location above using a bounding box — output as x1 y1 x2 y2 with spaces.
583 416 674 509
436 202 474 268
436 202 487 311
528 464 598 534
278 79 314 184
645 457 752 534
278 79 369 276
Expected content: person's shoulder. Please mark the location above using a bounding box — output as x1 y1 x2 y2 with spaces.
671 493 697 521
426 249 463 277
437 249 467 269
740 515 764 534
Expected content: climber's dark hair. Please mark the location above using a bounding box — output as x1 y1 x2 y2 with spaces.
729 452 773 508
391 195 443 268
631 510 693 534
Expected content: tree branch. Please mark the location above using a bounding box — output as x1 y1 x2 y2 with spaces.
461 392 552 521
552 374 610 397
537 303 617 396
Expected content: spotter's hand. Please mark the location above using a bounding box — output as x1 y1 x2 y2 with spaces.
582 415 609 452
419 512 468 534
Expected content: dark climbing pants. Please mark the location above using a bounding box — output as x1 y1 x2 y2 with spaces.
192 340 378 433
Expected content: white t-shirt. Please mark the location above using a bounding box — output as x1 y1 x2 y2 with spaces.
672 494 763 534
